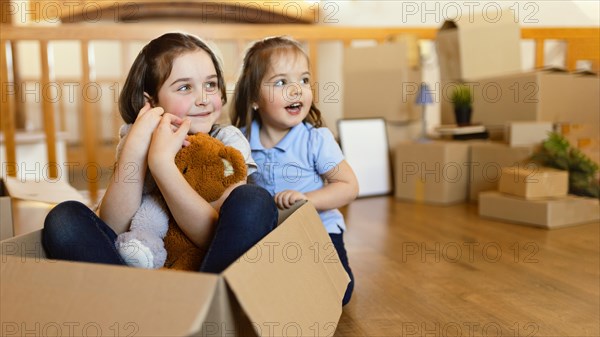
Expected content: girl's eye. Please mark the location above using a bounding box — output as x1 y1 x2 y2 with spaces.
177 84 191 92
274 79 286 87
301 77 311 85
204 81 218 92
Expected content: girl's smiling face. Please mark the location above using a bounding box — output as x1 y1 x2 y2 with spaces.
156 50 223 134
256 50 313 133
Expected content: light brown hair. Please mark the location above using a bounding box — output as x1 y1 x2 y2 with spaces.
230 36 323 137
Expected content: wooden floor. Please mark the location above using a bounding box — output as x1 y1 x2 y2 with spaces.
8 195 600 336
335 197 600 337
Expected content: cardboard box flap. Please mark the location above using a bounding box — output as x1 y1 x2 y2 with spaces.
440 20 457 30
4 176 87 205
540 66 568 73
0 229 45 258
223 202 349 336
276 199 306 224
435 32 461 80
200 277 258 336
572 70 598 76
443 9 518 29
0 256 219 337
0 184 12 240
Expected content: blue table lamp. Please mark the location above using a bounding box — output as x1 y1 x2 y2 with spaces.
415 83 433 142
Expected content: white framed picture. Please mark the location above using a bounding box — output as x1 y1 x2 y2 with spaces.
337 118 392 197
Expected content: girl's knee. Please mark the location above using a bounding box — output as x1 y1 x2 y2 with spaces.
220 185 278 232
229 184 270 199
43 201 92 244
46 200 89 221
228 185 275 211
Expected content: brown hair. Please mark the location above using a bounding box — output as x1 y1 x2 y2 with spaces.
230 36 322 137
119 32 227 124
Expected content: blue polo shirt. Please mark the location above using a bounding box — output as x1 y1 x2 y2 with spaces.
246 121 347 234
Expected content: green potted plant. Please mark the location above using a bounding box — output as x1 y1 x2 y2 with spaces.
531 132 599 198
450 84 472 126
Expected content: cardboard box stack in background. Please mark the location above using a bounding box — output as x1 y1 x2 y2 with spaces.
471 70 600 129
479 191 599 229
0 201 350 336
395 141 470 205
435 10 599 151
479 166 600 228
433 9 598 209
343 36 422 152
468 69 598 148
468 142 538 201
498 166 568 199
435 12 522 125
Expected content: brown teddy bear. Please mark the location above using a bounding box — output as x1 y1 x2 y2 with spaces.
164 133 247 271
115 132 247 271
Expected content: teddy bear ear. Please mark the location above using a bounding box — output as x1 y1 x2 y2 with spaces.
221 158 235 177
221 146 248 182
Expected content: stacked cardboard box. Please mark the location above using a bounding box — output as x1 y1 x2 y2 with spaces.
471 71 600 128
468 69 598 147
479 166 599 228
497 166 568 199
435 11 522 125
343 37 421 123
479 191 599 229
435 12 598 143
469 142 537 201
343 36 422 152
394 139 548 204
395 141 470 205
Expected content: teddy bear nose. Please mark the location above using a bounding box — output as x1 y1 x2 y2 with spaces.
221 158 234 177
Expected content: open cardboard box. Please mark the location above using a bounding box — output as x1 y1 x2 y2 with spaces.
0 180 14 241
0 201 350 337
0 177 87 238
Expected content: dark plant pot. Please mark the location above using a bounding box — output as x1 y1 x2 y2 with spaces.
454 106 472 126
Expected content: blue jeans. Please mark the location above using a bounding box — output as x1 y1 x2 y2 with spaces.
329 232 354 306
43 185 278 273
42 199 126 265
199 184 278 272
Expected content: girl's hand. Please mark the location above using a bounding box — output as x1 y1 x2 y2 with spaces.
147 113 190 173
274 190 307 209
124 102 166 157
